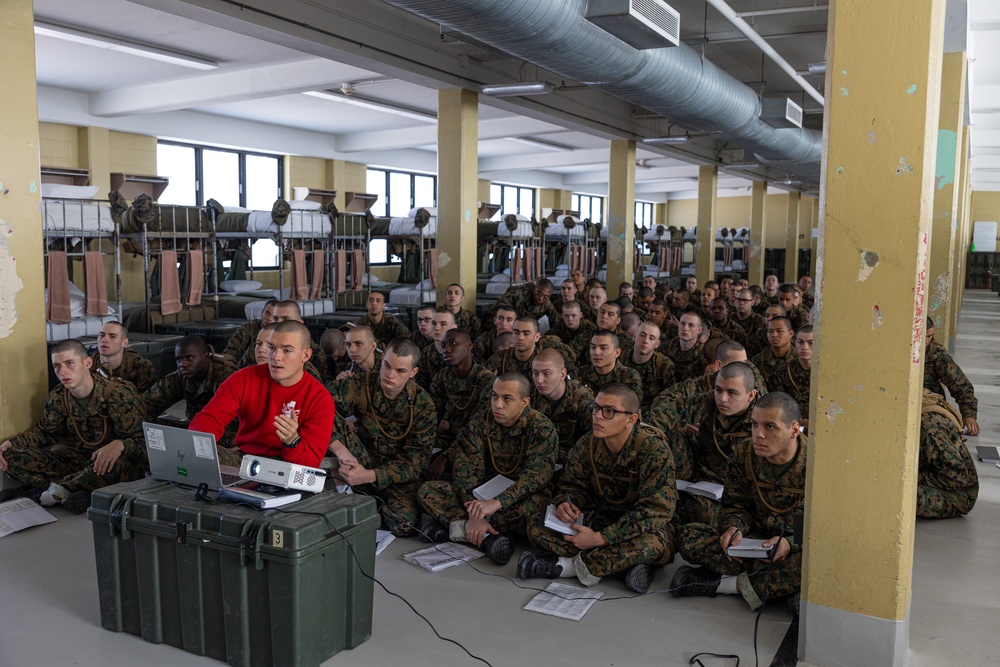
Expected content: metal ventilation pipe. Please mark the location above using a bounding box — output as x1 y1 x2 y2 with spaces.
381 0 823 172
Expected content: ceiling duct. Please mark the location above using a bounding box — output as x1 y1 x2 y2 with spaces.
585 0 681 49
381 0 822 180
760 98 804 129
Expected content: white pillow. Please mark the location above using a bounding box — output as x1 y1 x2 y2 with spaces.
490 273 512 283
219 280 263 293
289 200 322 211
41 184 100 199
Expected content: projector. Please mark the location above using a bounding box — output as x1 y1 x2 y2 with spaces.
239 455 326 493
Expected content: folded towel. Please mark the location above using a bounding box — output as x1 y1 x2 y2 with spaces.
428 248 438 289
351 248 364 292
290 249 309 300
160 250 182 315
334 249 347 293
185 250 204 306
46 251 72 323
83 250 108 316
512 248 522 283
309 250 325 299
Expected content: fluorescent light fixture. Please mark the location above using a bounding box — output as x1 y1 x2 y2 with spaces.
303 90 437 123
642 136 691 145
723 163 762 170
507 136 574 152
480 82 554 97
34 21 218 70
807 61 827 75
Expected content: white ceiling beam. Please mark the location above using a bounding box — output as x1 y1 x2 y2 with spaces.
565 165 699 185
635 176 751 194
478 148 610 172
336 116 560 152
89 58 376 116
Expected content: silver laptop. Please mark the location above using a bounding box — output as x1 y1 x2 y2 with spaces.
143 422 244 489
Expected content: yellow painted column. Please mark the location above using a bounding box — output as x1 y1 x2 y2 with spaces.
810 199 820 278
606 140 636 299
78 127 111 198
800 0 946 664
437 89 478 307
695 165 718 286
748 181 767 286
949 125 971 344
928 52 967 343
0 0 49 444
784 191 800 283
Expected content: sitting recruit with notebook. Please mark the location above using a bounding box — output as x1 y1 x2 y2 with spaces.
189 320 335 469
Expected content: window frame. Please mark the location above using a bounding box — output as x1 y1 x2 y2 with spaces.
366 167 438 218
489 182 536 220
571 193 605 224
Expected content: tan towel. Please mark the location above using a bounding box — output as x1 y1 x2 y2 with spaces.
334 249 347 292
571 246 583 273
588 250 596 276
672 246 682 273
46 251 72 323
351 248 364 292
160 250 182 316
185 250 204 306
512 248 522 282
428 248 438 288
290 249 309 300
524 246 534 282
533 248 543 280
83 250 108 316
309 250 325 299
659 247 670 273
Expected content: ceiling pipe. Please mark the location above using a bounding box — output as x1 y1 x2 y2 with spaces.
735 4 830 19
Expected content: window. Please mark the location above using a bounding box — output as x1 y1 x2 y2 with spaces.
366 168 437 218
635 201 654 229
489 183 536 220
156 141 284 268
571 193 604 224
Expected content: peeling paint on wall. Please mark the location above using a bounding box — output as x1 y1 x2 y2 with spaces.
896 157 914 176
826 401 843 423
0 220 24 338
906 84 918 94
437 250 451 268
934 130 958 191
867 131 877 144
857 250 879 282
839 87 849 96
930 272 951 312
911 233 929 363
871 305 884 330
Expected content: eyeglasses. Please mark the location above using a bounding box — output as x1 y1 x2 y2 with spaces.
588 402 634 420
417 317 433 323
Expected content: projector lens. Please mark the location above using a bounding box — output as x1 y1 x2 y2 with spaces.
249 460 260 477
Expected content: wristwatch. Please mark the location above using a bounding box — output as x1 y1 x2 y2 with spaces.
284 435 302 449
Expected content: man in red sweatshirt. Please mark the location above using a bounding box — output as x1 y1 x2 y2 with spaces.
189 320 335 468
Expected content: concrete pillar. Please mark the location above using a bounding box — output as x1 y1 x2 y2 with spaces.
800 0 946 665
748 180 767 286
78 126 111 198
606 140 636 299
0 0 49 439
695 165 718 286
949 125 971 348
437 88 479 307
784 191 801 283
928 52 967 344
810 199 820 278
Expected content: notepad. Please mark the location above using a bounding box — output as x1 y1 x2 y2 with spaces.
402 543 484 571
976 445 1000 463
472 474 515 500
544 504 583 535
676 480 724 501
375 530 395 556
727 538 775 559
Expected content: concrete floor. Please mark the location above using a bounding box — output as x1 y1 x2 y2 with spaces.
0 294 997 667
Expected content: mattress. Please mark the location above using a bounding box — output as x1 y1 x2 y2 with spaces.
494 218 534 239
389 286 437 305
243 298 336 321
248 210 333 237
486 280 522 295
46 315 116 342
388 216 437 237
544 223 585 239
643 227 672 242
42 199 115 233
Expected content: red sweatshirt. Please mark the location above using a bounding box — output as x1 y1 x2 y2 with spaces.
189 364 334 468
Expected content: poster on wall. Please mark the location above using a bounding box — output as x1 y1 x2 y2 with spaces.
972 221 998 253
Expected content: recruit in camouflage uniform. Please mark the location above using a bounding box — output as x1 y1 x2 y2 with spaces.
451 307 482 340
732 312 767 357
924 340 978 422
328 369 437 535
531 378 594 462
917 398 979 519
677 436 806 610
784 359 811 419
664 337 705 382
526 423 677 578
418 406 558 540
355 312 410 347
143 354 238 422
472 329 500 362
753 347 794 396
487 334 576 378
417 342 446 389
622 351 675 413
429 361 496 454
490 285 558 328
90 348 158 394
2 376 147 494
224 318 262 361
549 318 598 355
576 361 644 406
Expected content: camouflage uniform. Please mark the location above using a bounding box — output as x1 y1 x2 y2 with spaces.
417 342 446 389
801 292 815 310
732 313 767 357
664 338 705 382
677 437 806 610
328 370 437 536
451 307 481 340
575 362 644 406
409 330 435 349
647 375 715 442
549 319 597 351
786 305 809 331
429 362 496 453
3 377 147 493
143 354 237 422
924 341 978 420
753 347 794 396
355 312 410 346
90 348 158 393
714 320 751 350
538 336 579 373
917 410 978 518
418 407 558 538
472 329 499 362
485 347 537 378
622 352 676 412
236 345 326 383
223 318 262 361
784 359 812 419
526 424 677 577
552 297 597 323
531 379 594 462
489 287 558 330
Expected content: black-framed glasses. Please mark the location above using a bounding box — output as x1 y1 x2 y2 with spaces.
588 402 634 419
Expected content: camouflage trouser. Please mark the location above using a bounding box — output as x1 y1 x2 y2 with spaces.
351 481 422 537
3 444 147 494
672 494 720 528
418 480 545 538
526 513 674 577
678 522 801 610
916 484 977 519
217 446 246 468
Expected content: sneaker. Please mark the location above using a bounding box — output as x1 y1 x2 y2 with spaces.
669 565 721 597
61 490 92 515
204 198 225 220
480 534 514 566
271 198 291 226
787 592 801 616
516 551 562 580
0 486 42 504
623 563 655 594
418 519 448 544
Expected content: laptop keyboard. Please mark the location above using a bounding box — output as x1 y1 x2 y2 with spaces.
221 472 242 485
